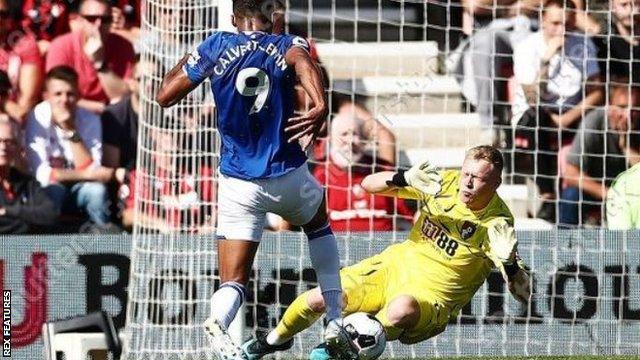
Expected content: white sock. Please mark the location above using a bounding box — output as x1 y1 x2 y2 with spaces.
266 330 288 345
210 281 245 329
306 224 343 321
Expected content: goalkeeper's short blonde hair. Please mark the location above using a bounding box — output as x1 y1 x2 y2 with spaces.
466 145 504 173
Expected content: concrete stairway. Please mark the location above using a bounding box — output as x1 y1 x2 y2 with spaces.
316 40 536 220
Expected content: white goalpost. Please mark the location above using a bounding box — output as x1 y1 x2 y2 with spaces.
122 0 640 359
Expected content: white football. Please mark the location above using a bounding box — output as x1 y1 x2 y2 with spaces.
343 312 386 360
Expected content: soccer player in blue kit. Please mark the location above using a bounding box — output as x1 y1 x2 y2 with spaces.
156 1 356 359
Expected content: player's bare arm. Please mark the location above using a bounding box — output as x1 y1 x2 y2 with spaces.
156 54 200 108
283 46 328 149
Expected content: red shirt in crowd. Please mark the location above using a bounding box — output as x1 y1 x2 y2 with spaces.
0 31 42 100
124 166 215 231
314 156 414 232
21 0 70 41
46 31 134 102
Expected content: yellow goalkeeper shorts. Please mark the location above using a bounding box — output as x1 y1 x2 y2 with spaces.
339 243 450 344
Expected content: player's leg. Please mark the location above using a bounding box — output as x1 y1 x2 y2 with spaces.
300 204 357 358
206 174 266 360
270 166 349 354
273 259 386 341
242 289 328 360
210 239 259 327
204 240 259 358
303 296 424 360
243 253 386 359
269 287 344 343
302 199 343 318
204 239 259 359
306 262 388 360
376 295 448 345
375 295 421 341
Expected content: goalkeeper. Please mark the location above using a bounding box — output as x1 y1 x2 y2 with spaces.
242 145 531 359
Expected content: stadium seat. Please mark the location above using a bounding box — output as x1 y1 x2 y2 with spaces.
316 41 439 79
333 75 465 114
400 147 467 169
384 113 484 148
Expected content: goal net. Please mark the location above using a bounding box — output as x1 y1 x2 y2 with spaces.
122 0 640 358
122 0 220 358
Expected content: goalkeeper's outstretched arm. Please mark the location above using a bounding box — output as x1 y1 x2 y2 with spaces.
361 171 403 196
486 219 532 304
361 160 442 198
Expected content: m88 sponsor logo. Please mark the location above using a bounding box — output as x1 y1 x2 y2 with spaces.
421 218 459 256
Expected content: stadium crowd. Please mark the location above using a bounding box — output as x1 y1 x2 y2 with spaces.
456 0 639 228
0 0 637 234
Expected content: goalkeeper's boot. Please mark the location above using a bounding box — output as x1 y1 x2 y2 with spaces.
309 343 333 360
323 319 358 360
203 317 244 360
241 334 293 360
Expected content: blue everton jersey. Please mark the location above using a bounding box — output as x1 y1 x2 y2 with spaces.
183 31 309 180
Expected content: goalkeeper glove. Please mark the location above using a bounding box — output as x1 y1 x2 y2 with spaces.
391 160 442 195
487 219 517 265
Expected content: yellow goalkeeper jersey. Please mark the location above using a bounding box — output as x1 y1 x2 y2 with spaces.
395 169 514 315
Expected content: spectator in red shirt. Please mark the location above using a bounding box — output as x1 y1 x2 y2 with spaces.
21 0 70 54
309 95 397 168
0 0 44 123
120 123 215 233
314 113 412 232
46 0 134 114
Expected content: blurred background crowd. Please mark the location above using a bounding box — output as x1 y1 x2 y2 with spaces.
0 0 637 234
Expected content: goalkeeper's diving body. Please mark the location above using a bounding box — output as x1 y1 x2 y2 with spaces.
243 145 532 360
155 1 353 359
